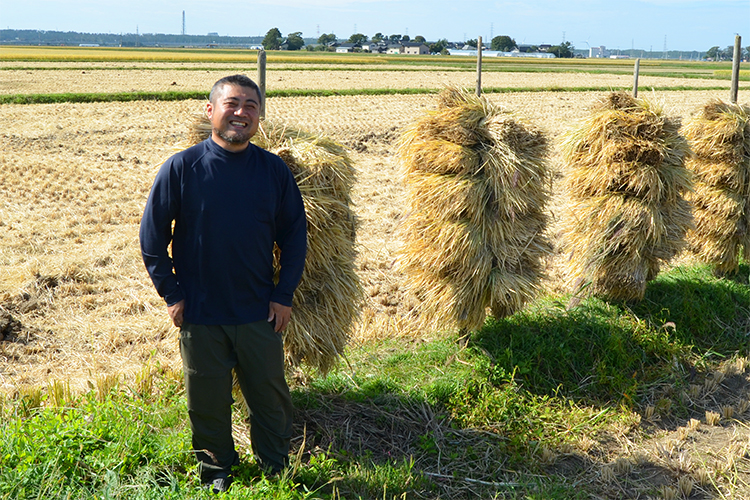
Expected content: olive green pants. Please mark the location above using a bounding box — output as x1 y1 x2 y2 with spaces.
179 321 292 481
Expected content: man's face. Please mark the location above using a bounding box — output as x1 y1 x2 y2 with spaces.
206 83 260 152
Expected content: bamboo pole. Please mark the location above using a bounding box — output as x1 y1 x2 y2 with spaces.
632 58 640 98
257 48 267 119
476 36 483 97
730 35 741 104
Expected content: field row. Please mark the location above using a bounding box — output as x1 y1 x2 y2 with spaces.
1 68 745 96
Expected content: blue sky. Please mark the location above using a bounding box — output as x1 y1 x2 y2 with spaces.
0 0 747 52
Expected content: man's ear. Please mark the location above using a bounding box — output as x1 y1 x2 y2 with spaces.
205 101 213 119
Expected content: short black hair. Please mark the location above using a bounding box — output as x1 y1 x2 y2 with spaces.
209 74 262 104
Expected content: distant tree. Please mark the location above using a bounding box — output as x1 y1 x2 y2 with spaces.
414 35 426 43
372 32 384 43
285 31 304 50
705 46 721 60
389 34 402 43
348 33 368 45
429 38 448 54
465 39 478 48
722 45 738 60
318 33 336 46
262 27 282 50
548 41 574 58
491 35 516 52
745 46 750 61
402 35 410 42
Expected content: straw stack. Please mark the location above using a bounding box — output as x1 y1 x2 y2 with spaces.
188 116 362 374
560 92 693 302
397 87 552 332
683 100 750 275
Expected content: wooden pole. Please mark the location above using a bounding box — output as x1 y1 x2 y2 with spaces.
730 35 741 104
632 58 640 98
476 36 483 97
257 49 267 119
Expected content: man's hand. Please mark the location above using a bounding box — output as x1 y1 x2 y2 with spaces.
268 301 292 332
167 299 185 328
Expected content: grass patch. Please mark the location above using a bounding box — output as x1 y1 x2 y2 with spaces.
0 90 210 104
476 262 750 405
0 375 193 499
2 260 749 498
0 85 737 105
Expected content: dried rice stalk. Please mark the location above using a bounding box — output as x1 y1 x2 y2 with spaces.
397 86 551 332
683 100 750 274
188 116 362 374
561 92 692 301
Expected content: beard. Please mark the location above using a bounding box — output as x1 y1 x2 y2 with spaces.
214 126 251 145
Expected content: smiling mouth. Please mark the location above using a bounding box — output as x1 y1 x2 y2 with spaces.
229 120 248 128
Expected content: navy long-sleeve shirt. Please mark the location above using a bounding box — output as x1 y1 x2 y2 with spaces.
139 137 307 325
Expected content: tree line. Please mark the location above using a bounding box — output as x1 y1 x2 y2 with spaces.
705 45 750 61
3 28 743 60
0 29 262 47
262 29 577 57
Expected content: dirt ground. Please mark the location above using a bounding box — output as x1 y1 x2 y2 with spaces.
2 84 750 497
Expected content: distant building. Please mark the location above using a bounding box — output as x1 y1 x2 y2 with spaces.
207 32 219 36
386 44 402 54
362 41 387 53
336 42 359 53
402 42 429 55
447 49 555 58
380 42 430 55
589 46 610 58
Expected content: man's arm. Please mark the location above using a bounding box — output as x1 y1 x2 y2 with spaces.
269 165 307 308
139 159 185 310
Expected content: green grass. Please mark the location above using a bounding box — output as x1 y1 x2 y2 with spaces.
0 84 738 105
3 261 748 498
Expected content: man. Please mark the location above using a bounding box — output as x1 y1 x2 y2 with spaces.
139 74 307 493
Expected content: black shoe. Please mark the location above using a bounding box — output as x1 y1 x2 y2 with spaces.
204 472 232 494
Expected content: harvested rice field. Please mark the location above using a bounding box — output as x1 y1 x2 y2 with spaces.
0 82 739 390
1 68 745 95
2 63 750 498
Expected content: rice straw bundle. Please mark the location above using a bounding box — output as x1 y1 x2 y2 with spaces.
397 86 551 332
188 116 362 374
560 92 693 302
683 100 750 274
